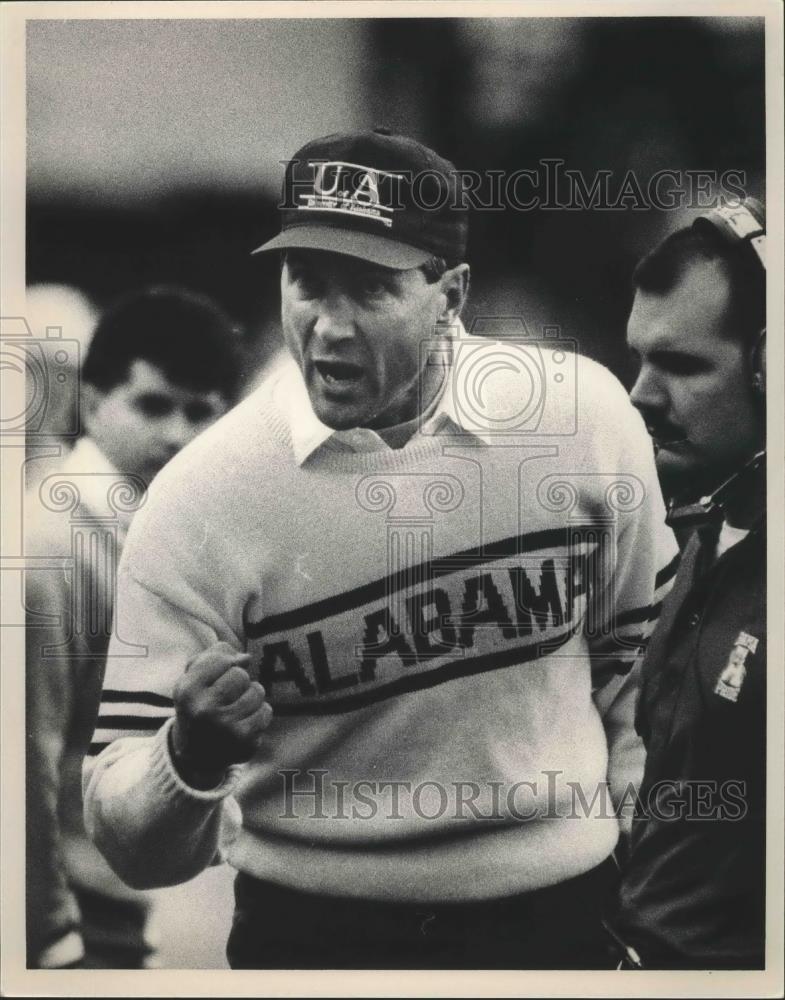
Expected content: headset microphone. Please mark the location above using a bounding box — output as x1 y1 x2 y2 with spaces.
665 450 766 529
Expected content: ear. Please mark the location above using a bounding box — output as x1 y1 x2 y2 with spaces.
437 264 470 324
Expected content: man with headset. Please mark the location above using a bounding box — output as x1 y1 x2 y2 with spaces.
609 198 767 969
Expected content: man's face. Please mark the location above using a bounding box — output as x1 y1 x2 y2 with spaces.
84 359 229 483
280 250 465 431
627 259 764 499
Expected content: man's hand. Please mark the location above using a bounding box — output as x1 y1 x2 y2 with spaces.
170 642 273 789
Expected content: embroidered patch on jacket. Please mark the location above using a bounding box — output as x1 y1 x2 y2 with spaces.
714 630 759 702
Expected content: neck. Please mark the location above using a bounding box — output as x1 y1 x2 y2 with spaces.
366 354 448 440
724 485 764 529
713 451 766 529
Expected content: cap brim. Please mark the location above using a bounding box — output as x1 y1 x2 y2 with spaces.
251 224 433 270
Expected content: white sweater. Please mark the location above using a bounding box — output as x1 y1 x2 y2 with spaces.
84 338 678 902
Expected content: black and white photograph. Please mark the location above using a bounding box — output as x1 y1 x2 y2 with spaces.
1 2 783 996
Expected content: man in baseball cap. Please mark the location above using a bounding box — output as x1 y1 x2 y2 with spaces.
251 128 471 434
84 129 677 969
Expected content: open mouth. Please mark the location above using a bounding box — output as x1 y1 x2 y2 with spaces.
314 359 364 387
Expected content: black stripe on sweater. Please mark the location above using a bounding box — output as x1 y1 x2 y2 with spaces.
93 715 166 731
613 600 663 630
246 525 596 640
101 689 174 708
590 632 647 656
655 553 680 589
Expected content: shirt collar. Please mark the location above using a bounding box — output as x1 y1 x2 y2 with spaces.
277 320 489 465
64 436 121 477
58 436 143 540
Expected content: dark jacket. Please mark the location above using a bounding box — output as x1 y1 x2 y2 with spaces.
615 499 766 969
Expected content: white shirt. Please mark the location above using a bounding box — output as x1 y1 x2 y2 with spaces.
49 436 143 544
277 322 491 465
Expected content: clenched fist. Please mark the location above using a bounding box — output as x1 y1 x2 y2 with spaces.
170 642 273 789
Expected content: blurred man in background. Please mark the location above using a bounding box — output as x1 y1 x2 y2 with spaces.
610 200 767 969
25 286 242 968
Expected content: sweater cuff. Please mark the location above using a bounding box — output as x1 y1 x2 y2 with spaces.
152 717 243 802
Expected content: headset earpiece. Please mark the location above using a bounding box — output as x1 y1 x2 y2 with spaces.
693 199 766 401
692 197 766 270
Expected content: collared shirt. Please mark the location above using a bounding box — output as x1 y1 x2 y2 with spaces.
52 436 141 544
275 323 491 466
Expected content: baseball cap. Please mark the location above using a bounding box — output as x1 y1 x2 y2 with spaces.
252 128 468 269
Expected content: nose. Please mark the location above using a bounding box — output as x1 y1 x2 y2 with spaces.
160 410 195 453
629 363 667 414
312 290 356 347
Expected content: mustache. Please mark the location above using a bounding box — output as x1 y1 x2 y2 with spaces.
636 410 687 446
650 425 687 445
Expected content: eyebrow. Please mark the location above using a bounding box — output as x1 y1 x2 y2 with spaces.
639 349 714 372
628 337 699 359
646 348 700 361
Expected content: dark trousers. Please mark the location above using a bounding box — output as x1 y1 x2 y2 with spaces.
74 886 153 969
227 858 618 969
